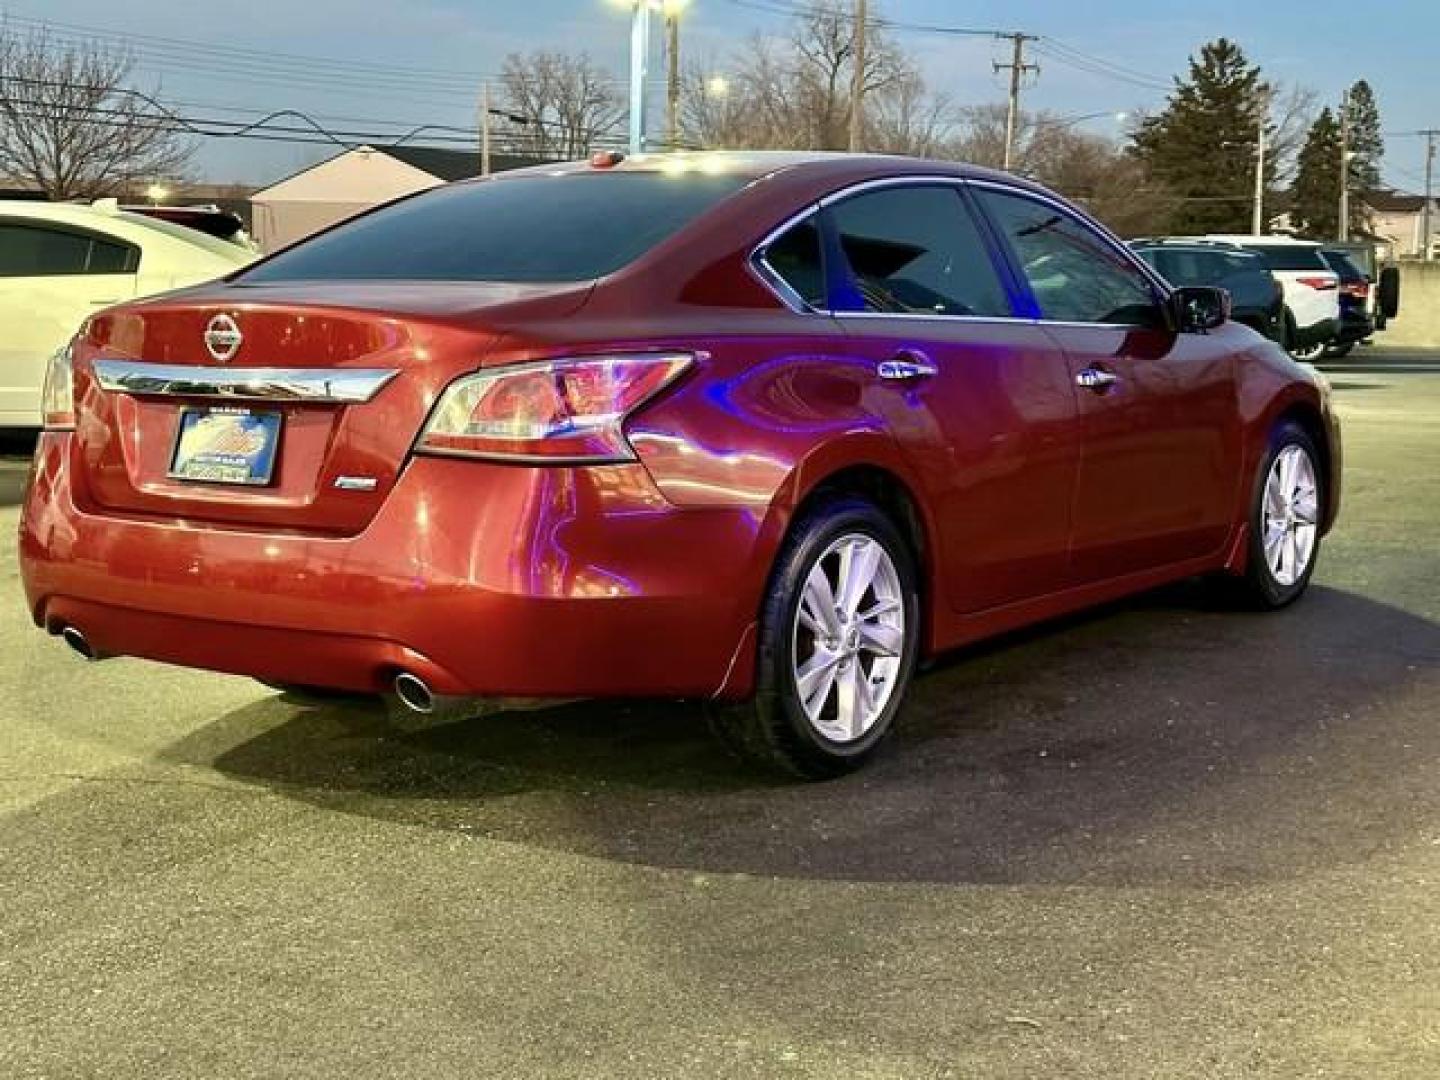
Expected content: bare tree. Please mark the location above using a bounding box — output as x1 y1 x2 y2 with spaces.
497 51 624 159
681 6 942 154
0 25 192 199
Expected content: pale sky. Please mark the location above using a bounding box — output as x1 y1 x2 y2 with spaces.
7 0 1438 191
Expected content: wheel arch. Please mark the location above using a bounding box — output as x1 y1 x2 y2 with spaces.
1269 397 1339 534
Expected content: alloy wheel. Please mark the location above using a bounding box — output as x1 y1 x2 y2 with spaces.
791 533 906 743
1262 444 1319 587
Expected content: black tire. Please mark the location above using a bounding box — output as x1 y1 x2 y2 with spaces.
1227 422 1323 609
709 495 920 780
1321 341 1354 359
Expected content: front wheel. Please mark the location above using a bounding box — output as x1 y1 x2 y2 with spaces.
1229 423 1324 608
710 496 920 779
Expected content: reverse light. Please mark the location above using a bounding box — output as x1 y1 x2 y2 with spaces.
416 353 694 462
41 342 76 430
1295 276 1338 291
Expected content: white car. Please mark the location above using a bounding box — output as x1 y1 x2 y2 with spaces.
1188 235 1340 358
0 200 254 428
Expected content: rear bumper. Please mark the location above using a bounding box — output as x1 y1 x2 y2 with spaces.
1292 317 1340 350
20 434 770 699
1334 311 1375 344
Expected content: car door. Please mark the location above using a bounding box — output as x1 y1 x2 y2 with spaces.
972 185 1242 583
820 181 1083 613
0 220 139 425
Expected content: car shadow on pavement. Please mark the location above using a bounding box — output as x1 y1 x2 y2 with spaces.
181 583 1440 887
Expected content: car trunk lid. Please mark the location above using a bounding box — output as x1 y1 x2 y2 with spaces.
70 281 591 534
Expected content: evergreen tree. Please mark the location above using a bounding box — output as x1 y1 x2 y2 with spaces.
1131 39 1269 233
1343 79 1383 232
1290 108 1342 239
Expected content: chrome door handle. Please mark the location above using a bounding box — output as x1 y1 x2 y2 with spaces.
1075 367 1119 392
877 352 938 381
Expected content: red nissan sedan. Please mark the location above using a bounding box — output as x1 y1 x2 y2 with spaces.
19 152 1341 778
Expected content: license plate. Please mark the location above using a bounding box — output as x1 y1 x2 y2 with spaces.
168 409 282 486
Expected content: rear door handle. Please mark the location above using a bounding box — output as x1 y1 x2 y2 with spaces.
1075 367 1119 392
877 350 938 381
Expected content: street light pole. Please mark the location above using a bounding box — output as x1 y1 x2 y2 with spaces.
1424 130 1437 263
627 1 651 154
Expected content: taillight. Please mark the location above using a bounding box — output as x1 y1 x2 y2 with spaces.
1295 276 1338 291
41 342 76 430
1342 281 1370 299
416 353 694 462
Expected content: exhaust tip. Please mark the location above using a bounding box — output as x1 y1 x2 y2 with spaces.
393 672 435 715
60 626 97 661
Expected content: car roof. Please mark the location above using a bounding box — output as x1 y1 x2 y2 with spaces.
0 199 132 227
1132 241 1261 258
1195 234 1322 247
482 149 1040 191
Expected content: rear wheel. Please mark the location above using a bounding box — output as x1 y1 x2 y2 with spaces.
1289 339 1326 361
710 496 920 779
1229 422 1323 608
1321 341 1354 358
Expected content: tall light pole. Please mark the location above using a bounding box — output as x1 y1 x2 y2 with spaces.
626 1 652 154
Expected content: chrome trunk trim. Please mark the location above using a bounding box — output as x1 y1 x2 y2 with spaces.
92 360 399 404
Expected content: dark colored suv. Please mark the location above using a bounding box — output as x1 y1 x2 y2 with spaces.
1317 248 1374 357
1131 242 1285 343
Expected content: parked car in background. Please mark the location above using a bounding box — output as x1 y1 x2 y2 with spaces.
1184 235 1340 359
1323 240 1401 332
1316 247 1375 358
1130 240 1285 343
20 152 1341 779
123 203 260 253
0 200 254 428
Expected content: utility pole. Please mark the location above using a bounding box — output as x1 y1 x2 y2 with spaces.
994 33 1039 172
1338 88 1350 242
847 0 868 152
1424 130 1437 262
480 82 491 177
666 13 680 150
1252 98 1267 234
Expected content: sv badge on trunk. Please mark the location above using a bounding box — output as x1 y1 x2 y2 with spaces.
203 313 243 363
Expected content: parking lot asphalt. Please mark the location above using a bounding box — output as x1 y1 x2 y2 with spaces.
1 348 1438 1079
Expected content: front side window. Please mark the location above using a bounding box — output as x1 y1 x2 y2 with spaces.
977 189 1160 325
240 173 749 284
0 223 138 277
828 185 1011 317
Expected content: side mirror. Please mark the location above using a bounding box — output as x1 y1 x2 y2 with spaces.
1168 285 1230 334
1378 266 1400 320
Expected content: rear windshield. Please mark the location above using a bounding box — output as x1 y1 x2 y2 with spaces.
240 172 750 284
1240 244 1328 272
1320 249 1366 280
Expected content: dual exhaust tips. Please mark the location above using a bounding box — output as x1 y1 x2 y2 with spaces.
55 626 464 720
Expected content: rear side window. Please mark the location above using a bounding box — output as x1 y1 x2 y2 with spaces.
240 173 749 284
828 185 1010 317
0 222 138 277
1242 244 1328 272
1320 250 1365 280
759 217 825 309
977 189 1160 325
